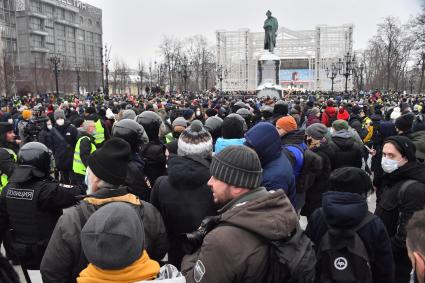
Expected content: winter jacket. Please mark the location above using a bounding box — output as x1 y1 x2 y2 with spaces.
301 143 334 218
280 129 305 145
374 162 425 283
214 137 245 154
245 123 296 207
306 192 395 283
51 121 78 171
306 114 321 127
337 108 350 121
75 130 95 168
408 130 425 161
40 186 168 283
126 152 151 201
151 154 216 269
140 142 167 186
321 107 337 127
328 130 362 169
181 188 298 283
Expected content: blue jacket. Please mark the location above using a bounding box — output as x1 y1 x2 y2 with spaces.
306 191 395 283
244 122 296 207
214 138 245 154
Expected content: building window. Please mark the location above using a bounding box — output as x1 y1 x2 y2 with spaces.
31 35 43 47
88 19 92 25
77 29 84 41
94 33 101 45
65 11 74 23
77 43 85 56
55 7 64 19
29 0 42 13
46 27 54 43
57 39 65 53
67 41 75 54
87 45 94 57
66 27 74 39
30 17 42 30
44 3 53 17
55 24 65 37
79 16 83 24
86 31 93 42
96 21 101 28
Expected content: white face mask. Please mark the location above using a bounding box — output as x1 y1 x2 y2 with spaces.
381 157 401 174
56 119 65 126
47 124 53 130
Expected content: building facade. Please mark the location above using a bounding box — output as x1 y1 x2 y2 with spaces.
1 0 102 96
216 25 354 92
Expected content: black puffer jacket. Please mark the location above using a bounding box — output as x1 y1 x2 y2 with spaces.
140 142 167 185
151 154 216 269
375 162 425 283
328 130 362 169
50 121 78 171
280 129 305 145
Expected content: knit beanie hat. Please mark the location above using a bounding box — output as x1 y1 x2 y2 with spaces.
227 113 247 132
384 136 417 162
87 137 131 185
22 110 32 120
122 109 136 120
276 116 297 133
306 123 328 140
210 145 262 189
81 202 144 270
205 108 218 118
204 116 223 133
390 107 401 120
309 107 320 117
222 115 244 139
395 113 414 132
236 108 252 119
332 120 349 132
172 117 188 128
330 167 373 195
54 109 65 121
274 101 289 116
178 120 213 158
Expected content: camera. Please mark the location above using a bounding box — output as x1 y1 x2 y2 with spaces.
180 216 221 254
24 116 49 142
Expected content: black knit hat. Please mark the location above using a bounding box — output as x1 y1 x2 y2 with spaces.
384 136 417 162
210 145 262 190
395 113 414 132
222 115 244 139
87 137 131 185
330 167 372 195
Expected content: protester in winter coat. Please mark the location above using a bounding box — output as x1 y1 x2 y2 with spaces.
77 202 184 283
151 121 216 269
374 136 425 283
336 105 350 121
204 116 223 149
41 138 168 283
51 109 78 184
244 122 296 207
329 123 363 169
214 115 245 154
181 146 298 283
321 100 338 127
406 209 425 283
301 123 335 218
306 107 321 127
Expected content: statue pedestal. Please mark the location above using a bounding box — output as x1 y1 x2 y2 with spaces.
256 52 282 99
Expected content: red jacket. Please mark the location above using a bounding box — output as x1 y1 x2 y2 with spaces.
337 109 350 121
321 107 337 127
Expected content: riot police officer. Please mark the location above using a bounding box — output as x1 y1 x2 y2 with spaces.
0 142 85 270
112 119 151 201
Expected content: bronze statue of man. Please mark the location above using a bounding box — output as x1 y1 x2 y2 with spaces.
263 10 279 53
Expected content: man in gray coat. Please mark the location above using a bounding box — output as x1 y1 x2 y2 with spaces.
181 145 298 283
40 137 168 283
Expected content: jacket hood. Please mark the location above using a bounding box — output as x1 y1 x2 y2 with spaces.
8 165 46 183
385 162 425 185
167 154 211 190
244 122 282 166
331 130 355 149
219 188 298 240
325 107 337 117
322 191 368 228
281 129 305 145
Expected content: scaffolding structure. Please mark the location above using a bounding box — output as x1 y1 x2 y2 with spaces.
216 24 353 91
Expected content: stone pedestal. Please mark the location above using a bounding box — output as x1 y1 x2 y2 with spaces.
257 52 282 98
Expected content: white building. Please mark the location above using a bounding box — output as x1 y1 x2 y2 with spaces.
216 25 354 92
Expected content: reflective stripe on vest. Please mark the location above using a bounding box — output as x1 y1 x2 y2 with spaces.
0 148 17 192
165 132 174 144
94 119 105 145
73 136 96 175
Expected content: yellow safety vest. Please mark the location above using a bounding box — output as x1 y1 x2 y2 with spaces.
165 132 174 144
94 119 105 146
0 148 17 192
73 136 96 175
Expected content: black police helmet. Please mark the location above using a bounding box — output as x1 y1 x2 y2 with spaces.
112 119 147 152
18 142 51 175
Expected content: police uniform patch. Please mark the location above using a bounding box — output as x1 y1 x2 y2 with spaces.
60 184 74 189
6 188 34 200
194 260 205 282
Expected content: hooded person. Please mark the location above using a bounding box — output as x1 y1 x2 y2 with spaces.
244 122 296 207
395 113 415 136
306 167 395 283
41 138 168 283
214 115 245 154
151 120 216 269
374 136 425 283
77 202 184 283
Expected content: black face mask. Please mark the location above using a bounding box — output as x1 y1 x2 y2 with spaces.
172 131 181 139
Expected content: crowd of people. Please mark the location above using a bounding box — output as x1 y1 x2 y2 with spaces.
0 89 424 283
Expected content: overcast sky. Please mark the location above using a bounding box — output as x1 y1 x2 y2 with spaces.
84 0 423 69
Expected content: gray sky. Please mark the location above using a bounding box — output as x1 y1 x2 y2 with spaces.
84 0 423 69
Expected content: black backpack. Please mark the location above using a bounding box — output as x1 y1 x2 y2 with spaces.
227 224 316 283
316 210 375 283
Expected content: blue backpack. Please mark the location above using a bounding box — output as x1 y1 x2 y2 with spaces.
283 144 307 178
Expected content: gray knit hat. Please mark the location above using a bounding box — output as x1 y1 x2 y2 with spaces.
306 123 328 140
204 116 223 132
172 117 188 128
178 120 212 158
54 109 65 120
210 145 262 190
81 202 144 270
122 109 136 120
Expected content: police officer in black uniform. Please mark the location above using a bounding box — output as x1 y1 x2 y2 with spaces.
112 119 151 201
0 142 85 270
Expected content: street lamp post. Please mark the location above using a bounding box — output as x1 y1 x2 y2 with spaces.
409 79 414 94
325 61 341 94
341 52 356 93
149 65 152 92
49 55 61 99
217 65 227 93
75 65 81 98
179 56 191 92
359 63 365 91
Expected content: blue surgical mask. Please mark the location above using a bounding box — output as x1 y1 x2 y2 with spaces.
381 157 400 174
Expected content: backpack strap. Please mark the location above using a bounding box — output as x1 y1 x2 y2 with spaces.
397 180 419 206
